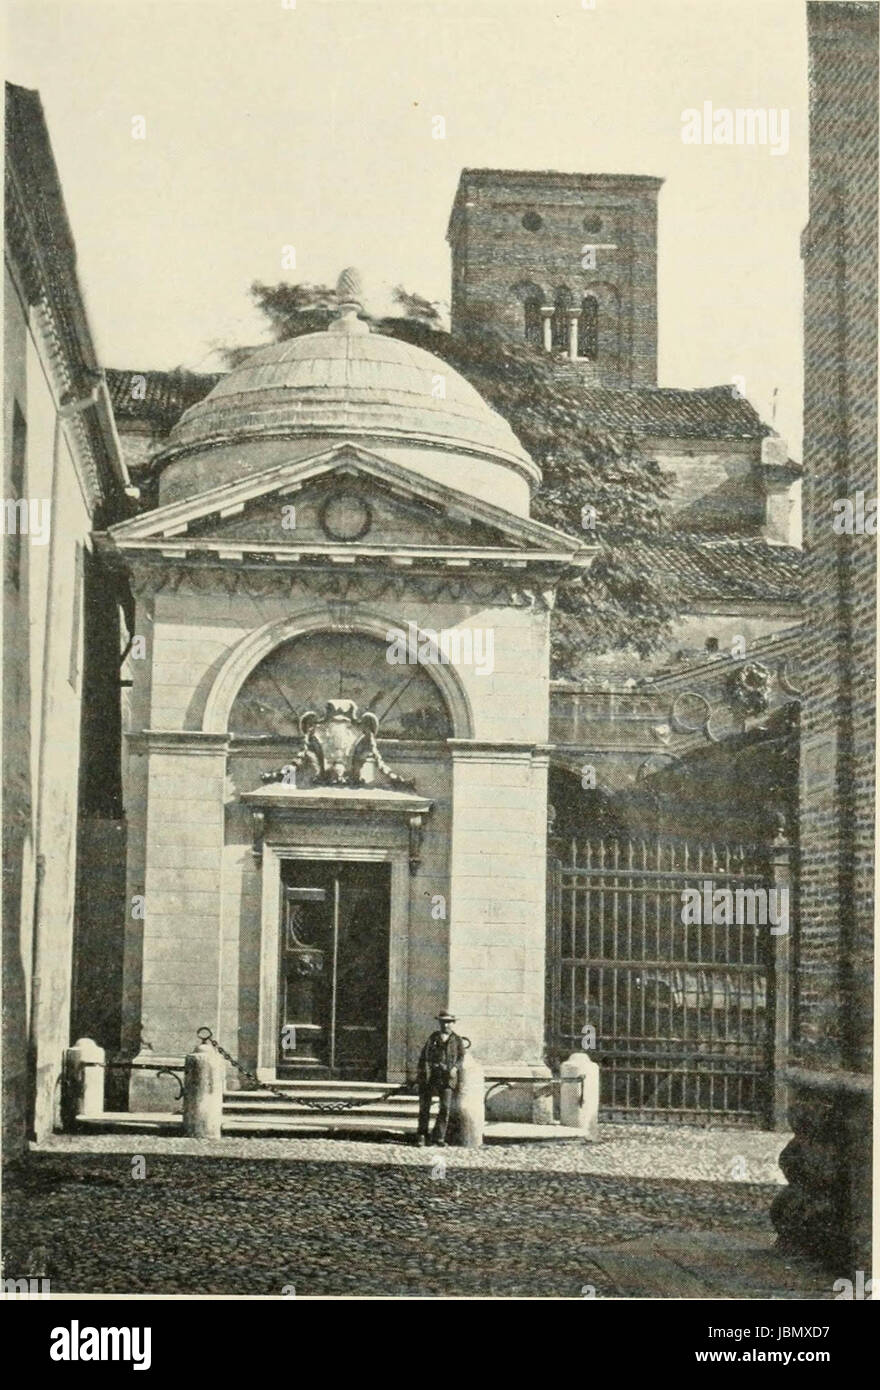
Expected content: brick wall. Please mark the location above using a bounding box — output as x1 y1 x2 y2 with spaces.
447 170 662 387
798 1 877 1072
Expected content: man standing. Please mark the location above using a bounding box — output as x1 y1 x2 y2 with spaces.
416 1011 465 1146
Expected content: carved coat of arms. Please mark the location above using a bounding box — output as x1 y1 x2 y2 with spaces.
262 699 415 790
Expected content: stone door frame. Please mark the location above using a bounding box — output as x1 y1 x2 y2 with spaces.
257 842 411 1082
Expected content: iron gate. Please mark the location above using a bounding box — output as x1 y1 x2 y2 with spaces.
547 836 791 1127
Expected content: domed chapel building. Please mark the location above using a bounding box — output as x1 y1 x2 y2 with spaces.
3 93 809 1145
103 269 593 1109
99 172 803 1130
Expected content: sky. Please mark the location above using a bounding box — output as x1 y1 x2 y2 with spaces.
6 0 809 454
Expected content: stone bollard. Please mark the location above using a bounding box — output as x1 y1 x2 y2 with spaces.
560 1051 600 1139
61 1038 105 1130
452 1050 485 1147
182 1041 225 1138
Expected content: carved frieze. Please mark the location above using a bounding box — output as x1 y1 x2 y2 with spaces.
552 641 801 758
125 557 558 608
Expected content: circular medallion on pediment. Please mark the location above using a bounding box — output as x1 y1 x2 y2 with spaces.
319 490 372 542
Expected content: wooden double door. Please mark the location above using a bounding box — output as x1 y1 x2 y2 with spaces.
278 860 391 1080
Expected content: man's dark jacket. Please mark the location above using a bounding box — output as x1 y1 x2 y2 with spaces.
417 1031 465 1091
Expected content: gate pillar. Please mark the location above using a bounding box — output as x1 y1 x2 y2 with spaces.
769 830 792 1129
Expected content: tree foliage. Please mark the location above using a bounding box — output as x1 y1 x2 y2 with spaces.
235 281 680 674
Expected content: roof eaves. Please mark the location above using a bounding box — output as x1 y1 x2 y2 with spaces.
6 83 129 503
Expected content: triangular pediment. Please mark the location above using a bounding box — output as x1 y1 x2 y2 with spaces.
181 470 520 550
106 443 593 565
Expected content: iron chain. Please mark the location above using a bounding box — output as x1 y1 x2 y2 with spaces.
197 1028 415 1113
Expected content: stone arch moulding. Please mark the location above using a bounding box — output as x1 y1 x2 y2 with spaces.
511 278 546 303
201 605 475 739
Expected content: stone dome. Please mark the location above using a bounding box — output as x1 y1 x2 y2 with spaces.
154 271 540 513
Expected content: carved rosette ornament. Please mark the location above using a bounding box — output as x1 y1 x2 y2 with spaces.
726 661 773 717
261 699 415 791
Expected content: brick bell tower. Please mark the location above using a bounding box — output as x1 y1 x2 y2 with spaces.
447 168 663 388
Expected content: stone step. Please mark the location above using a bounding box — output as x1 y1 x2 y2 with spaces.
230 1079 405 1092
72 1112 589 1141
224 1102 421 1122
481 1122 587 1142
225 1088 417 1103
75 1114 184 1134
223 1112 417 1134
225 1090 419 1107
221 1115 588 1140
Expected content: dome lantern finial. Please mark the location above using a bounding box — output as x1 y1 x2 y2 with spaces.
336 266 363 305
331 267 370 335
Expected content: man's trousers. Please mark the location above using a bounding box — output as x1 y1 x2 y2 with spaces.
417 1080 453 1142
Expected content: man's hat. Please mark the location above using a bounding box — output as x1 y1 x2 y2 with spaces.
436 1010 457 1023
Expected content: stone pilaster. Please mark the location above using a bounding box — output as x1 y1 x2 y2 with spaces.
128 735 227 1110
447 742 550 1115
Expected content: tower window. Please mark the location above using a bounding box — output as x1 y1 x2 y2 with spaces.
552 287 572 351
578 295 599 359
583 213 603 234
524 294 543 348
522 210 543 231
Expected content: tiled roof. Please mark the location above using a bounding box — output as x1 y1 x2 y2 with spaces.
634 535 802 604
106 366 767 444
576 385 769 442
106 368 220 424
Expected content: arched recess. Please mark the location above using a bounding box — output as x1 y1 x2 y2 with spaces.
578 295 599 359
511 279 545 348
586 281 621 374
202 606 474 740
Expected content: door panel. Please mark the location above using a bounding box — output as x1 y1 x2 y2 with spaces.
279 876 334 1073
278 861 390 1080
334 863 390 1080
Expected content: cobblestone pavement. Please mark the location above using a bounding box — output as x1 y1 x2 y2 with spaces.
2 1126 833 1298
31 1121 788 1181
